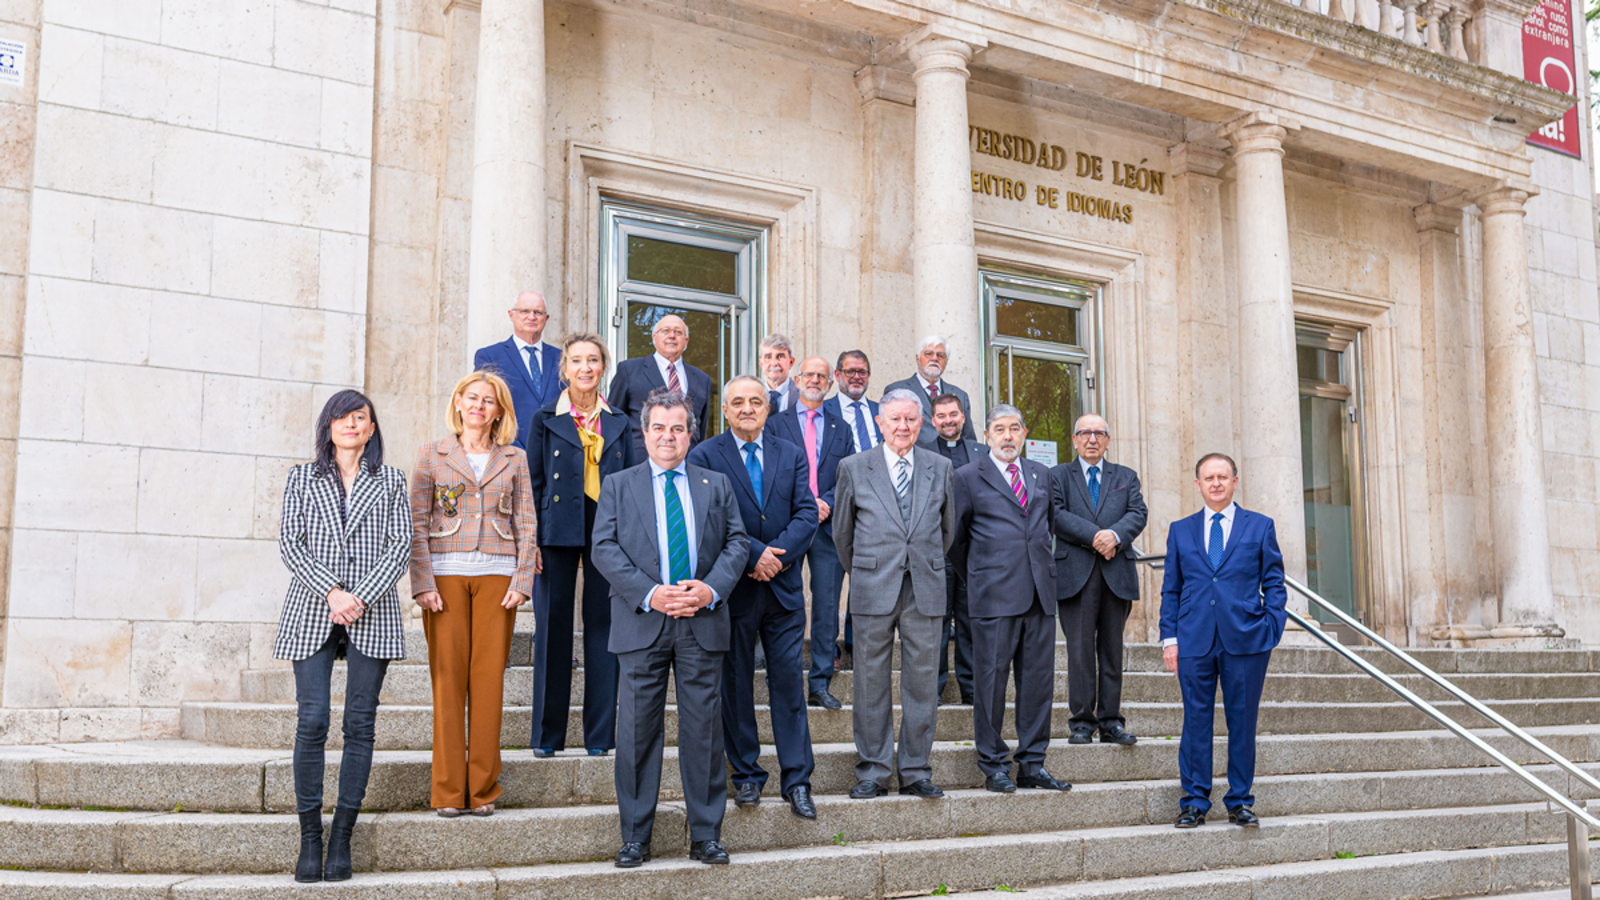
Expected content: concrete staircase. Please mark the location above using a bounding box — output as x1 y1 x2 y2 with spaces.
3 636 1600 898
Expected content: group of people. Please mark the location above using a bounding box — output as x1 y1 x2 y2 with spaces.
271 288 1289 882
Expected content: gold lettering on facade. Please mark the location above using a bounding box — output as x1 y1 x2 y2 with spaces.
1111 159 1165 196
969 123 1156 225
1075 152 1104 181
971 170 1028 201
969 126 1068 171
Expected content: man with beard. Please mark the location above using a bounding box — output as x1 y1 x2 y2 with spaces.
883 336 976 446
916 393 989 705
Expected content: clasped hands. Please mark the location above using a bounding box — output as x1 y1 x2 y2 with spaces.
650 580 715 617
411 589 530 614
1091 529 1119 560
750 546 786 582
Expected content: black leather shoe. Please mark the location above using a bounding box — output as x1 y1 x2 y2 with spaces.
808 689 843 710
531 748 556 758
1099 725 1138 746
850 779 886 799
323 806 357 881
615 842 650 868
1068 728 1094 745
1228 806 1260 828
984 772 1017 793
690 840 730 864
897 779 944 799
293 810 322 883
960 694 974 705
785 786 817 819
1175 808 1206 829
734 782 761 808
1016 768 1073 792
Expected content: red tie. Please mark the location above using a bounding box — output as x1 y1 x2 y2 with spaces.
1007 463 1027 510
666 361 683 396
927 381 939 400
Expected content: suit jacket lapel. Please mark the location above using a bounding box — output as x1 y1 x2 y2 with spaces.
908 449 935 529
631 466 661 573
977 457 1023 510
503 340 540 398
309 470 346 548
688 465 714 574
642 357 667 392
864 450 908 535
760 442 780 507
478 444 510 486
549 412 582 449
441 440 477 485
342 467 383 538
1065 461 1094 513
1217 507 1249 571
1194 510 1216 571
718 436 760 508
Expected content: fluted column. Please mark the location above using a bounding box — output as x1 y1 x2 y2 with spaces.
466 0 546 360
1223 113 1308 593
909 34 982 393
1472 185 1562 639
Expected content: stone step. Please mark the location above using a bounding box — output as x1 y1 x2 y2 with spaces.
0 821 1591 898
9 726 1600 813
180 694 1600 751
241 662 1600 707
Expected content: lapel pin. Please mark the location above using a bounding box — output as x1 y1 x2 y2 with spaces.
702 478 709 484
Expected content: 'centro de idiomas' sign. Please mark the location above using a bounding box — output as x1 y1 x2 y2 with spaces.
967 124 1165 226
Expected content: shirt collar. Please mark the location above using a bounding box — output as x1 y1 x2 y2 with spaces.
653 352 680 371
991 452 1021 480
916 372 940 392
882 443 913 467
736 434 763 453
648 459 688 480
1079 456 1105 477
1206 502 1238 522
513 334 542 354
556 389 612 417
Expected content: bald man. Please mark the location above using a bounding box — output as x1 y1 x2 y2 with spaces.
608 314 713 460
474 290 562 449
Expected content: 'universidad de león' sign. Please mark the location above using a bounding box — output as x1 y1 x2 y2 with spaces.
967 125 1165 225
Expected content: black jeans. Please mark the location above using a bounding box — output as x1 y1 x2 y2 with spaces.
293 627 390 813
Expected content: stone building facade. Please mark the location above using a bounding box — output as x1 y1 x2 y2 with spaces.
0 0 1594 742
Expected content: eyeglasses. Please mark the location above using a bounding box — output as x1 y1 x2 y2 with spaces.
511 309 548 318
1074 430 1110 439
838 368 870 378
798 372 830 382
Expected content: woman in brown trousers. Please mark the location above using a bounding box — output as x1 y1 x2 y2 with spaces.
410 370 538 816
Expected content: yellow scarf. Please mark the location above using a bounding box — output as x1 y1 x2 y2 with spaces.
576 415 604 501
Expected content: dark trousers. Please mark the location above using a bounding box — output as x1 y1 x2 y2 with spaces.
723 586 814 795
1060 563 1131 731
805 531 845 692
1177 641 1271 813
615 615 726 844
292 627 390 813
532 501 618 752
938 565 973 700
972 595 1055 777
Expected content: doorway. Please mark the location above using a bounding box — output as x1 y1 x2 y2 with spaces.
1297 321 1371 632
981 269 1100 465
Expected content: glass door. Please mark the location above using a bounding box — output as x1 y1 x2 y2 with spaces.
1297 322 1370 630
600 201 767 434
981 270 1099 466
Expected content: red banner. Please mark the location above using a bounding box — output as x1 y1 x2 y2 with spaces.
1523 0 1582 158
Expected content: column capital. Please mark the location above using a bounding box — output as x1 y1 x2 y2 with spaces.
1469 180 1536 217
1168 142 1229 178
896 23 986 77
854 65 916 105
1220 111 1301 156
1413 202 1465 234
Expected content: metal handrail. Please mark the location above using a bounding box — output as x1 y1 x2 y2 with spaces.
1132 552 1596 899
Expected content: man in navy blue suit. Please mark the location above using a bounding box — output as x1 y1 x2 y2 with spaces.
766 356 855 710
473 290 564 449
608 314 712 461
822 349 881 671
689 375 819 819
1160 452 1287 829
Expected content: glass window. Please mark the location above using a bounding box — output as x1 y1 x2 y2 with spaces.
625 236 739 295
995 296 1080 346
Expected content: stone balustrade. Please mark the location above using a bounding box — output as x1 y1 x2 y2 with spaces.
1292 0 1478 62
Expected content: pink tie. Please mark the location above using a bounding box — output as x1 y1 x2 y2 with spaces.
666 362 683 397
803 410 820 496
1007 463 1027 510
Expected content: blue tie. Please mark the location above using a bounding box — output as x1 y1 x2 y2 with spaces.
744 442 763 508
663 471 692 584
524 345 542 391
1088 465 1100 508
1208 511 1225 568
852 401 873 451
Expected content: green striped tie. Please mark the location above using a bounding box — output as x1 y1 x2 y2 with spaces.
663 470 693 584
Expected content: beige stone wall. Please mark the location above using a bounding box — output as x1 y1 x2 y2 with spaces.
0 0 378 741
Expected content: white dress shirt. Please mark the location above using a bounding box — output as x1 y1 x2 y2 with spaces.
991 451 1023 483
736 434 764 473
1079 456 1121 547
653 352 689 393
642 459 719 611
840 395 878 451
1164 501 1238 648
916 373 942 398
882 441 914 475
513 335 546 384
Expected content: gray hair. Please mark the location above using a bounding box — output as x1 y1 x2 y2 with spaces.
879 388 925 416
722 374 765 395
641 388 698 437
917 335 948 354
985 403 1027 431
759 333 794 356
652 316 689 338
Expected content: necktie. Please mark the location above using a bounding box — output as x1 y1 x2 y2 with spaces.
1208 511 1225 568
744 443 763 507
525 345 541 390
803 409 820 496
852 401 873 451
926 381 939 401
663 471 692 584
666 361 683 397
1007 462 1027 510
769 389 782 413
1088 465 1100 509
894 457 910 497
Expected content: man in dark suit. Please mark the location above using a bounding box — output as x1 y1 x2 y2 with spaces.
590 390 749 867
951 404 1071 794
759 333 800 413
688 375 819 819
472 290 563 449
832 389 955 800
917 393 987 704
821 349 880 668
1050 414 1148 746
1161 452 1287 830
607 314 712 460
882 336 976 445
766 356 855 710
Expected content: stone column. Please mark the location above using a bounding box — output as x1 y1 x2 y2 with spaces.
1222 113 1309 589
466 0 546 360
1472 184 1563 639
908 34 982 394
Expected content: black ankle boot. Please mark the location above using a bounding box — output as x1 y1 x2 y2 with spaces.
294 810 323 883
323 806 358 881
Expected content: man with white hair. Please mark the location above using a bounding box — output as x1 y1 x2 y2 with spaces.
882 336 977 446
759 333 800 413
608 314 712 461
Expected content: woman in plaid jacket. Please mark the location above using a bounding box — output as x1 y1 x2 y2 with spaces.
410 370 538 818
275 390 412 883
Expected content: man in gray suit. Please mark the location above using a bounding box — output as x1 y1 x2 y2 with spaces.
882 336 977 445
1049 413 1148 746
952 404 1072 793
833 389 956 800
591 390 749 868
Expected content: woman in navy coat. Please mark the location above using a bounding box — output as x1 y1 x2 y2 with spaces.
527 332 636 756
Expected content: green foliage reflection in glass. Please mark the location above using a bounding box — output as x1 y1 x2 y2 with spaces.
994 296 1079 345
625 303 726 434
1000 355 1081 462
626 236 739 295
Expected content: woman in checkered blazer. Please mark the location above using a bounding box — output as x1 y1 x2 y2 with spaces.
274 390 412 883
410 370 538 819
